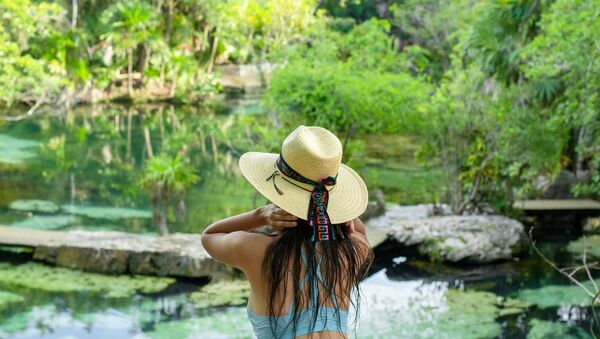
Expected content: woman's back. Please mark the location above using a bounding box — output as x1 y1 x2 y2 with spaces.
242 223 371 339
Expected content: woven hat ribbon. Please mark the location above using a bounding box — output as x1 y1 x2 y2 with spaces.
266 155 337 241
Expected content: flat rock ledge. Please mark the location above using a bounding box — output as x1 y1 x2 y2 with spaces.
369 206 527 263
33 231 230 278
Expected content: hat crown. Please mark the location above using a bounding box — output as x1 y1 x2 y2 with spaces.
281 126 342 182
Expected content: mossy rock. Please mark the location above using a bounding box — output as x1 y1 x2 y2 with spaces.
61 204 152 220
9 199 59 214
517 279 600 308
9 215 77 230
567 235 600 260
0 291 24 311
0 262 175 298
190 279 250 308
527 319 592 339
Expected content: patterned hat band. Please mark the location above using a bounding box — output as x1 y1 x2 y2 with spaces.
266 154 338 241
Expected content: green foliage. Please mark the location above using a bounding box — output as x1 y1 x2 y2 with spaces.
266 19 431 150
141 155 199 195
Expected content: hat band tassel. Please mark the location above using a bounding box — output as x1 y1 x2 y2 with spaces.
266 154 337 242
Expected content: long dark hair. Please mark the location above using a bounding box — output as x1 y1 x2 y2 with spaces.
262 219 373 336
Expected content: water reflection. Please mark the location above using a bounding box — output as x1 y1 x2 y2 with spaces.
0 98 277 234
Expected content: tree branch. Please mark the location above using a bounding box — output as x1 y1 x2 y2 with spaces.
0 95 47 122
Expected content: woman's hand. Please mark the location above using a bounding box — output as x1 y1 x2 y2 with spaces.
257 204 298 228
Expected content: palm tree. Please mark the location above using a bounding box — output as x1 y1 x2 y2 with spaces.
101 0 158 96
141 154 199 236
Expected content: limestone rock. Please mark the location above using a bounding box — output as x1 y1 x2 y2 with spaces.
366 204 452 229
378 214 526 263
33 231 230 278
583 217 600 234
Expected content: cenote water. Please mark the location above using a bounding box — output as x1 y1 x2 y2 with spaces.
0 95 596 338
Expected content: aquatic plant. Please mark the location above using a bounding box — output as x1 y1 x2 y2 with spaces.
9 215 77 230
0 263 175 298
517 280 600 309
567 235 600 260
61 205 152 220
0 134 40 165
0 291 24 311
527 319 592 339
189 279 250 308
146 307 253 339
9 199 59 214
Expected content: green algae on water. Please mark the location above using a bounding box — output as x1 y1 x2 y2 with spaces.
147 307 253 339
9 199 59 214
61 204 152 220
527 319 592 339
0 291 24 311
9 215 77 230
0 262 175 298
567 235 600 260
0 134 40 165
190 279 250 308
517 279 600 308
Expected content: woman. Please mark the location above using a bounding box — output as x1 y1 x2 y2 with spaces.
201 126 373 338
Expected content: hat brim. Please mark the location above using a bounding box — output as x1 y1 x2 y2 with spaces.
239 152 369 224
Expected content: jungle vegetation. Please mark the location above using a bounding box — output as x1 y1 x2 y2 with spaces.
1 0 599 219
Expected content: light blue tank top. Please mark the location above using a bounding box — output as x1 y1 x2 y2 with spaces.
247 249 349 338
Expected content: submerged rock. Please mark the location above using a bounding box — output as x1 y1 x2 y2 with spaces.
0 291 24 311
375 213 526 263
9 199 59 214
190 280 250 308
33 230 230 278
0 262 175 298
567 235 600 260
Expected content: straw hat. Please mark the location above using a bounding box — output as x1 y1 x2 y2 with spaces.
239 125 368 224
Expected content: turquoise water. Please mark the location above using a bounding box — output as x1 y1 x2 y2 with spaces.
0 95 597 338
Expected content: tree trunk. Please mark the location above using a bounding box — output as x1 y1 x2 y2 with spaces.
169 70 177 97
152 185 169 236
210 133 219 162
207 34 219 74
144 126 154 158
71 0 78 28
127 48 133 96
126 109 132 160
